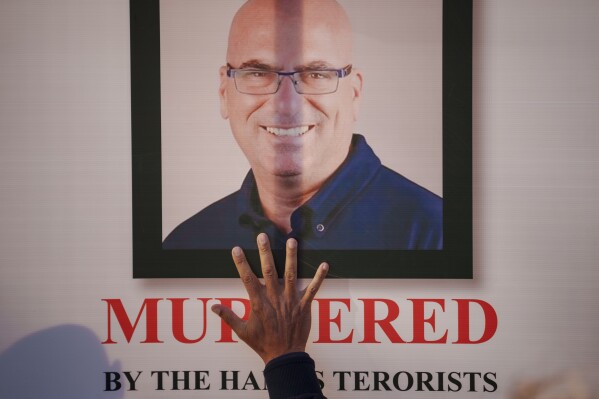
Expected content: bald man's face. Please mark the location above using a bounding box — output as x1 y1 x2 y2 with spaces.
219 1 362 187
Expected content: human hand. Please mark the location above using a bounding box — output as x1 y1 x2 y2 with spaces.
211 233 328 364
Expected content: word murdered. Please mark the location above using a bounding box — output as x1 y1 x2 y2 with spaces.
101 297 497 345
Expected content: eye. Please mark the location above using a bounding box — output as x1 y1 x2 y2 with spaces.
237 70 274 80
246 70 269 78
307 71 328 79
302 70 336 81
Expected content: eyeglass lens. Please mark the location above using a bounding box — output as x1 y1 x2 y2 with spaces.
234 70 339 94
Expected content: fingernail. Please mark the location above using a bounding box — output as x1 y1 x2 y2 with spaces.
258 233 267 245
287 238 297 249
232 247 242 256
321 262 329 271
210 304 221 315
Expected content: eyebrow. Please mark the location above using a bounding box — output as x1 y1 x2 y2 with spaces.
237 60 281 70
294 61 335 71
235 59 336 71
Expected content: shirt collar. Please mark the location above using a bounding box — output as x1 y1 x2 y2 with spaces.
237 134 382 235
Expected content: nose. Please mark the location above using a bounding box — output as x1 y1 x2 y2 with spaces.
271 75 303 115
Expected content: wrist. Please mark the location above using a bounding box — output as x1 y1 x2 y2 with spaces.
262 345 307 364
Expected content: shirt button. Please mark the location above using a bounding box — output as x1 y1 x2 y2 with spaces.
316 224 325 232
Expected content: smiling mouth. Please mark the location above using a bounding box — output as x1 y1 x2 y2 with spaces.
264 125 313 137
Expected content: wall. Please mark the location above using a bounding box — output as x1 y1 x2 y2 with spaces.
1 1 598 398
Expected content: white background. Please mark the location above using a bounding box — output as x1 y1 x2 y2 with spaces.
1 1 599 398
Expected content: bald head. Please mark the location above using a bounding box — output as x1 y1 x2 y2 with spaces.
227 0 354 68
219 0 363 197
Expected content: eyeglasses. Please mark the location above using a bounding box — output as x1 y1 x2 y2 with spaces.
226 64 352 95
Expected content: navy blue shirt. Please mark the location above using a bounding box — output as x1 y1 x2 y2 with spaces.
163 134 442 250
263 352 325 399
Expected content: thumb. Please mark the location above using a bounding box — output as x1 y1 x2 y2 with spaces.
211 304 245 334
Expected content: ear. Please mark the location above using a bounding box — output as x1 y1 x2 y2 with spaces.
219 65 229 119
351 69 363 122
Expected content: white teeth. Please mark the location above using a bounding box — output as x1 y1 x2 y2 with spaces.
265 126 310 136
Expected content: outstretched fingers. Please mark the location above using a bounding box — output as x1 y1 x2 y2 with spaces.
231 246 260 299
284 238 298 297
301 262 329 307
211 303 245 337
257 233 278 293
220 236 329 365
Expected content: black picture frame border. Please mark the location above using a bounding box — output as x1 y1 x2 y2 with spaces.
130 0 472 279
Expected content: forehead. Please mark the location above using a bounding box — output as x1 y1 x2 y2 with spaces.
227 1 352 67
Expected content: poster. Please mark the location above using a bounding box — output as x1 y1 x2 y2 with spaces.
133 0 472 278
1 0 599 398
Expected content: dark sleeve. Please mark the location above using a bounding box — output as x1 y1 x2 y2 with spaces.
263 352 326 399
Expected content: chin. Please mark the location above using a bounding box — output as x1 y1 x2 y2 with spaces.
274 169 302 178
269 160 305 178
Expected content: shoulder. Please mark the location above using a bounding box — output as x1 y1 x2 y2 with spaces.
369 166 442 215
345 165 443 249
162 191 242 249
349 135 441 216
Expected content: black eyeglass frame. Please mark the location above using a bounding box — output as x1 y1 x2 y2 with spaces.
226 63 353 95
